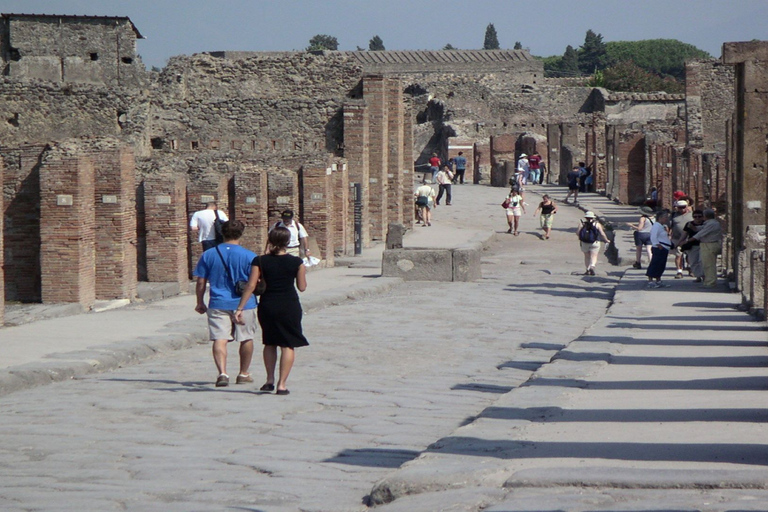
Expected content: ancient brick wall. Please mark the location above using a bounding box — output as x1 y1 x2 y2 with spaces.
364 76 389 240
144 175 188 286
0 155 4 324
234 167 269 255
330 162 351 256
301 165 334 263
685 59 735 153
386 78 405 225
0 14 146 87
343 102 370 246
39 143 96 307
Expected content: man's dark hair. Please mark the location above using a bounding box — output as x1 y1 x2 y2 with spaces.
458 151 463 156
221 220 245 240
268 226 291 255
281 209 294 219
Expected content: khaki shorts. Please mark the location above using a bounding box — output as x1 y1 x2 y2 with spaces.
207 308 257 342
580 241 601 253
286 246 301 257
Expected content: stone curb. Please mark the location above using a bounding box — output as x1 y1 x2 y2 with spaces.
0 276 404 398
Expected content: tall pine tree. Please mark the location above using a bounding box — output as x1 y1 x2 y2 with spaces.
578 29 608 74
483 24 500 50
369 35 385 51
561 45 580 75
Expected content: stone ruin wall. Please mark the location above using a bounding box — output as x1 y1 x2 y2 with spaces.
685 59 735 153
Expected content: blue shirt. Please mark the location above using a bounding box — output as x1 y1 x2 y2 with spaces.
194 243 258 310
454 155 467 170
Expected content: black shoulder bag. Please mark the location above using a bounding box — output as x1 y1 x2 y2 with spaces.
214 245 249 297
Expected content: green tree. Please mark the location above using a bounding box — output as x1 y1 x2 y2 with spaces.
597 60 685 93
483 23 500 50
307 34 339 51
561 45 580 76
578 29 609 74
443 43 457 50
513 41 523 50
606 39 710 79
369 35 385 51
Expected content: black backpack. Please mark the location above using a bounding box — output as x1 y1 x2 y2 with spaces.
579 221 599 243
213 210 225 244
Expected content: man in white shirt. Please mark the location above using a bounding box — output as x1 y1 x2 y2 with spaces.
268 210 310 258
190 202 228 251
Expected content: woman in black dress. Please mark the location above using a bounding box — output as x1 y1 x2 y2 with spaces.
235 227 307 395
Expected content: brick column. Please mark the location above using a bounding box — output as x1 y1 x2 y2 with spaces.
403 100 415 225
386 77 404 225
144 175 188 286
39 146 96 308
301 165 334 264
0 156 4 325
331 162 351 256
343 102 370 246
363 76 389 240
267 170 299 227
187 174 229 278
93 147 137 300
547 124 562 185
234 167 269 255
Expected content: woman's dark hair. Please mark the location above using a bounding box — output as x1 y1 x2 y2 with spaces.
268 226 291 255
221 220 245 240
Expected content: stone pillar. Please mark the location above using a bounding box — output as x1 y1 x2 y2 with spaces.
187 174 229 278
301 165 334 264
490 134 516 187
363 76 389 240
234 167 269 255
0 156 4 324
402 99 415 225
386 77 404 225
546 124 561 185
93 146 137 300
473 141 491 185
343 102 370 246
39 146 96 308
331 162 351 256
560 123 580 184
144 175 188 287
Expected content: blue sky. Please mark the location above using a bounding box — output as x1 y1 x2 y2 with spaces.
3 0 766 69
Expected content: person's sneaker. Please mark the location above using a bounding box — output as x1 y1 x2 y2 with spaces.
675 272 683 279
215 374 229 387
646 281 657 288
588 268 596 276
632 262 642 269
235 374 253 384
655 282 670 288
694 277 703 283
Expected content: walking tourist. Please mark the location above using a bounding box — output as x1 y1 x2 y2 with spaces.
452 151 467 184
193 220 257 387
629 205 655 269
670 199 693 279
414 178 436 227
503 189 525 235
564 165 583 204
428 153 441 183
577 211 609 275
435 164 454 206
268 210 310 259
527 152 542 184
516 153 530 184
533 194 557 239
691 209 722 288
190 201 228 251
646 210 672 288
236 227 308 396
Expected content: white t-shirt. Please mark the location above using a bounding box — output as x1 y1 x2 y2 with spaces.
190 209 228 242
272 220 308 248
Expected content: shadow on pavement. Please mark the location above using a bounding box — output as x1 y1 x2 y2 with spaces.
554 350 768 367
323 448 420 468
524 376 768 391
575 334 766 348
477 406 768 423
451 383 515 394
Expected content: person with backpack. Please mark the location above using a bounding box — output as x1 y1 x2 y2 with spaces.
267 210 310 259
577 211 609 276
190 201 228 251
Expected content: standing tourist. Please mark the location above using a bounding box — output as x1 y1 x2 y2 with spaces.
646 210 672 288
268 210 310 259
679 209 706 282
527 152 542 185
193 220 257 387
452 151 467 184
577 211 609 275
414 178 436 227
691 209 722 288
503 188 525 235
517 153 530 185
236 227 308 395
670 200 693 279
533 194 557 240
629 205 655 269
428 153 441 183
435 164 454 206
190 201 228 251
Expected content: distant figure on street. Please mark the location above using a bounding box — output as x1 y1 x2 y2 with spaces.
435 164 454 206
428 153 441 183
527 153 542 185
504 189 525 235
577 211 609 275
414 178 436 227
268 210 310 259
644 186 658 209
564 166 583 204
190 201 228 251
691 209 722 288
646 210 672 288
629 205 655 269
678 209 705 282
578 161 589 192
670 200 693 279
516 153 530 185
193 220 257 387
236 227 308 395
452 151 467 184
533 194 557 240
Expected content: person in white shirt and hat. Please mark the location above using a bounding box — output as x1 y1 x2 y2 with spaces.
516 153 530 185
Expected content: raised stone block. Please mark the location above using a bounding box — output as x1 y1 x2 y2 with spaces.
453 244 482 282
382 249 453 281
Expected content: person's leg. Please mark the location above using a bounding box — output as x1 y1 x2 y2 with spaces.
675 252 684 277
506 212 514 233
688 247 704 279
238 339 254 377
583 248 590 272
573 189 579 203
424 206 431 226
645 244 653 265
445 184 452 205
589 246 599 272
700 243 717 287
263 345 277 385
436 185 444 205
212 339 228 376
513 214 520 235
277 347 295 391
